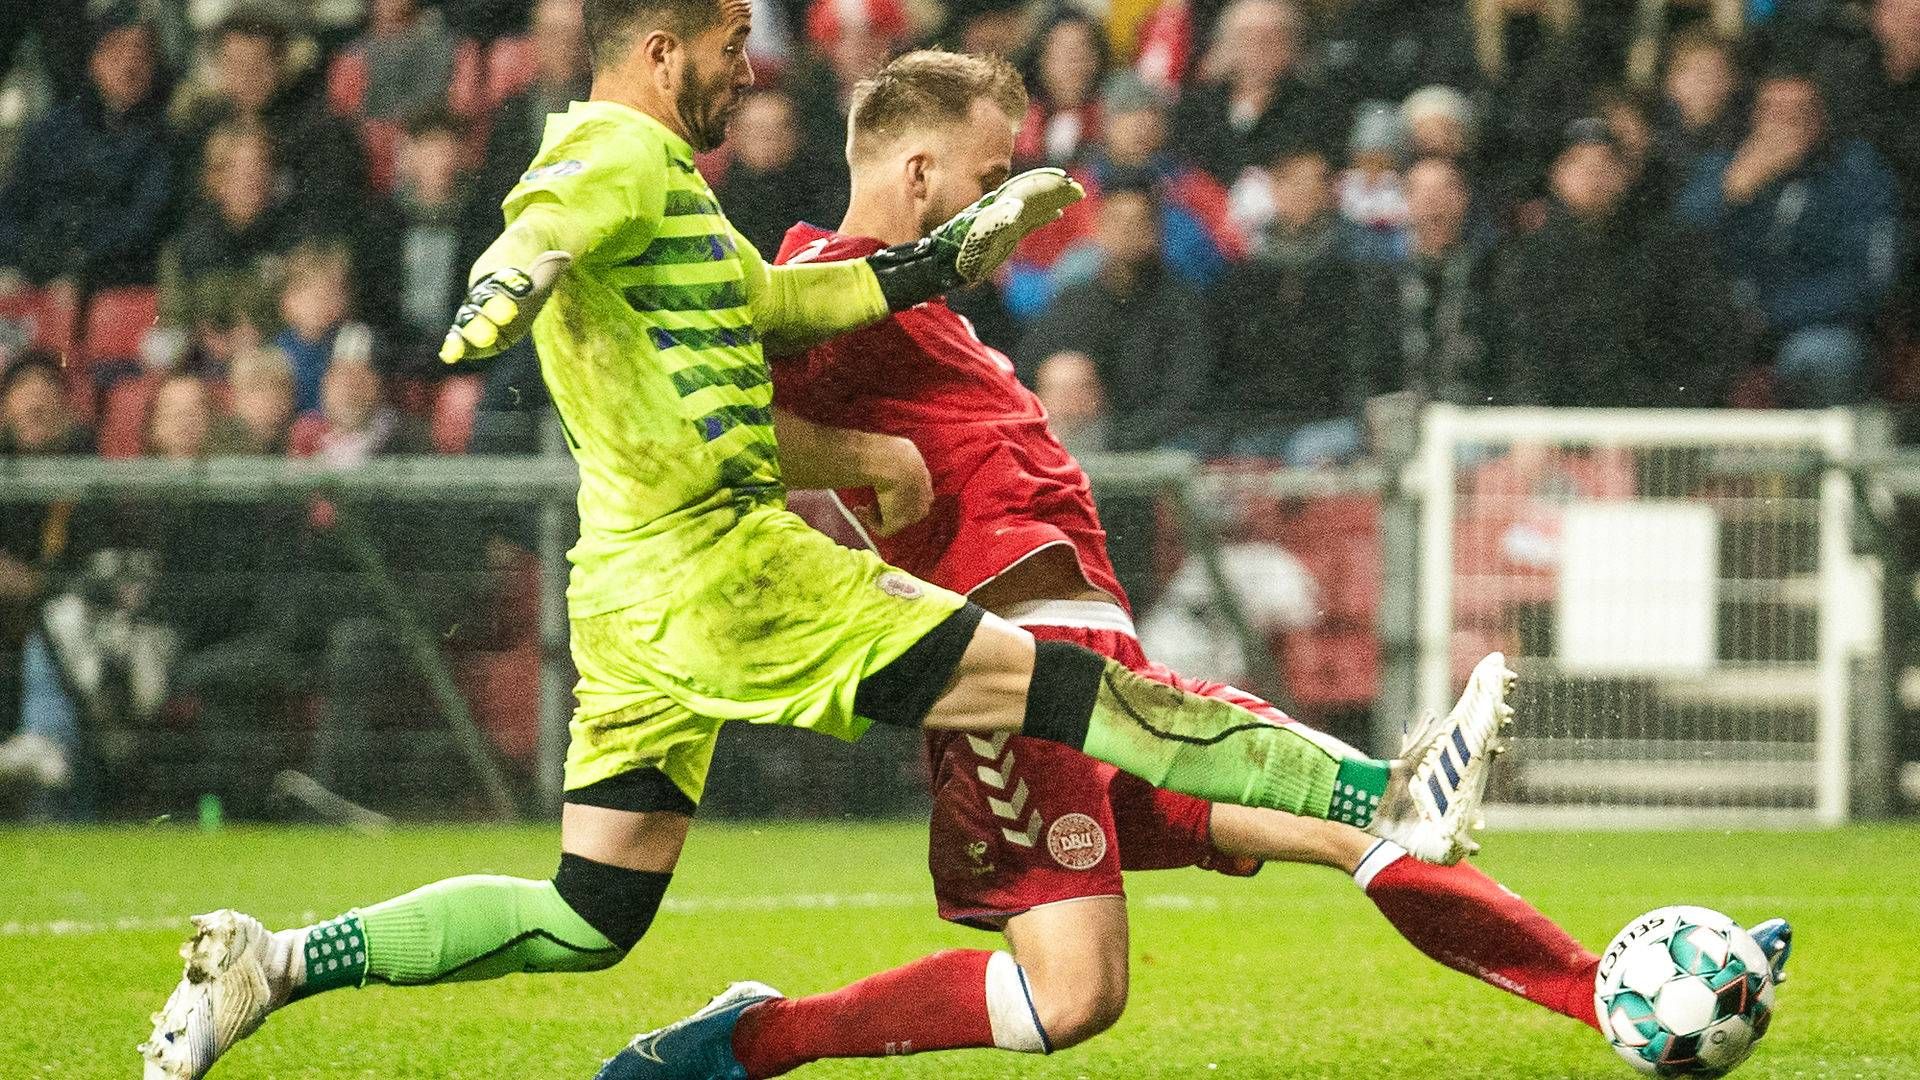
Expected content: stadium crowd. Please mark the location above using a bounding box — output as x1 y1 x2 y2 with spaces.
1 0 1917 818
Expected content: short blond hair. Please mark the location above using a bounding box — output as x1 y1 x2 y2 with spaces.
847 50 1027 163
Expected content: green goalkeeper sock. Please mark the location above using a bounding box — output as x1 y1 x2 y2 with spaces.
289 875 624 999
1071 658 1390 824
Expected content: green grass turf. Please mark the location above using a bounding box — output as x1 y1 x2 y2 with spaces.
3 823 1915 1079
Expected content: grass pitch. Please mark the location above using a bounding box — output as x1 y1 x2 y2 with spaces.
4 822 1915 1079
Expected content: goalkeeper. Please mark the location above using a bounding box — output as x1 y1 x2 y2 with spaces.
141 2 1512 1075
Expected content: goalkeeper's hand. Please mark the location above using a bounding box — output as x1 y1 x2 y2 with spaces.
866 168 1084 312
439 251 571 363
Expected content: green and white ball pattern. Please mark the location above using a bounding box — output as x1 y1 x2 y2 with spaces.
1594 905 1776 1077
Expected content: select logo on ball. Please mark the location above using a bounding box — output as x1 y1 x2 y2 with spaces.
1045 813 1107 870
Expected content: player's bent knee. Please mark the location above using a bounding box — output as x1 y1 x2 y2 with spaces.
1031 976 1127 1048
552 852 672 953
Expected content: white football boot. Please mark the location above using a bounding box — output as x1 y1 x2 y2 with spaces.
140 910 284 1079
1367 652 1516 865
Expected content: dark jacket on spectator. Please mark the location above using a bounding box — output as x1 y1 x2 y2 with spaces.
0 85 172 287
359 187 494 367
1170 78 1343 186
174 87 367 246
1677 138 1903 335
159 200 299 336
715 161 841 264
1824 37 1920 324
1351 243 1499 405
1319 0 1480 120
1208 217 1369 440
1015 264 1216 452
1495 204 1736 407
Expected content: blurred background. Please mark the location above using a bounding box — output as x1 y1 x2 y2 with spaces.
2 0 1918 828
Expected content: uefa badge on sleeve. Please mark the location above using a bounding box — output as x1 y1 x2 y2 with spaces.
877 572 922 600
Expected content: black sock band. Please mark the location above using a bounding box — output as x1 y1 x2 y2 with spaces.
1020 640 1106 749
552 852 672 951
856 603 986 727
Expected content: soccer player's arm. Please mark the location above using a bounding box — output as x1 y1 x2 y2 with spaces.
735 228 891 356
772 406 931 537
441 130 666 362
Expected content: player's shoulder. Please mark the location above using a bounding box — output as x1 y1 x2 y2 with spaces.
775 223 882 266
527 103 674 179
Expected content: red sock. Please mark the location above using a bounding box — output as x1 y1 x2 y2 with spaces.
731 949 998 1078
1358 844 1602 1030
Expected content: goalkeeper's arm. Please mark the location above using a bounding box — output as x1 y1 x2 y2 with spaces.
439 203 585 363
750 167 1084 355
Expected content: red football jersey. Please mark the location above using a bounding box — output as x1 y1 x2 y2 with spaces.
773 223 1129 608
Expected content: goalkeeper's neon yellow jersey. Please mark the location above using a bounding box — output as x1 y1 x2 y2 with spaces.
505 101 785 617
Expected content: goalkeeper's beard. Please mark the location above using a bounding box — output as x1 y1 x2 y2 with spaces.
676 60 737 152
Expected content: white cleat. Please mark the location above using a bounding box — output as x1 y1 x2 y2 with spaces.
139 910 277 1079
1368 652 1516 865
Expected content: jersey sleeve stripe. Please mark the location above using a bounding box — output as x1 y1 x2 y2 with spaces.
716 440 781 490
670 357 771 395
624 279 750 311
626 231 740 266
696 402 774 440
650 324 760 352
663 190 723 216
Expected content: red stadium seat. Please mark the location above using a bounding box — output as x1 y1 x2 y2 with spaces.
96 373 162 458
80 286 158 363
1280 628 1378 707
451 545 543 769
430 374 484 453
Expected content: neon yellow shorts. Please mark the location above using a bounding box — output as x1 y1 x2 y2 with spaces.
563 505 966 804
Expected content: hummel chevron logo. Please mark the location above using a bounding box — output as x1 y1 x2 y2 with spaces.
987 779 1029 822
975 750 1016 791
1001 811 1043 848
966 733 1010 758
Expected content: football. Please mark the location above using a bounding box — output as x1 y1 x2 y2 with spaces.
1595 905 1777 1077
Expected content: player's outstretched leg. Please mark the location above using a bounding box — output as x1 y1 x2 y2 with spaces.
946 615 1516 865
142 806 684 1078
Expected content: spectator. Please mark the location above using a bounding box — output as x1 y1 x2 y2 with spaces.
1596 83 1681 219
1678 72 1903 406
1339 101 1410 263
181 356 475 819
1352 156 1498 406
1320 0 1480 119
1171 0 1342 184
171 9 368 244
1229 140 1357 259
1016 181 1217 452
0 12 172 289
468 0 592 444
1016 11 1111 168
328 0 461 123
211 346 297 454
291 357 429 466
274 244 378 414
1031 351 1109 458
0 372 220 814
1501 118 1737 407
476 0 591 208
0 350 90 458
1656 32 1746 173
1403 84 1476 163
1211 145 1372 461
786 0 909 203
716 91 839 258
1825 0 1920 333
1003 73 1244 316
159 120 297 368
363 110 491 363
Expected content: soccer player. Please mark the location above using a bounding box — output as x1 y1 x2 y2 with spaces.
593 50 1794 1079
141 5 1514 1077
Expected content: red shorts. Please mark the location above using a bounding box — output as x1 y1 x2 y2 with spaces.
926 623 1285 929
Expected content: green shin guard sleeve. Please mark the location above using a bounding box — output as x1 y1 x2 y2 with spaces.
357 875 625 986
1078 660 1384 819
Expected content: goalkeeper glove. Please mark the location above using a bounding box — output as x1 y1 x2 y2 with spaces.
439 251 572 363
866 167 1084 312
